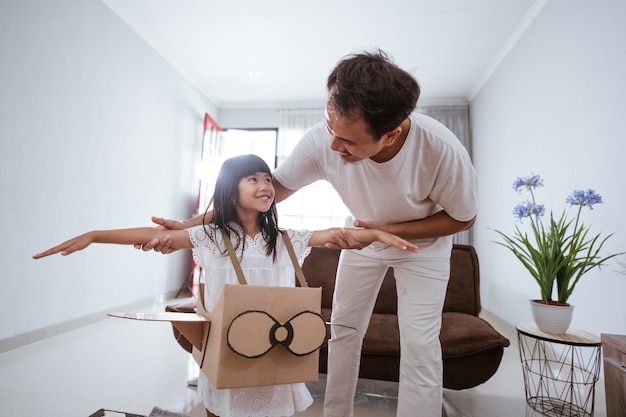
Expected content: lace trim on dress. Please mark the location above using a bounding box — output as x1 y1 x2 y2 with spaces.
187 225 314 267
284 229 313 264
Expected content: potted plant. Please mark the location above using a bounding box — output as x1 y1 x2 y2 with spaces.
494 174 623 334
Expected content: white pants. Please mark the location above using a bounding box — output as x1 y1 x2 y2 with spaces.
323 250 450 417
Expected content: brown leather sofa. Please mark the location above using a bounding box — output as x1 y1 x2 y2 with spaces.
167 244 510 390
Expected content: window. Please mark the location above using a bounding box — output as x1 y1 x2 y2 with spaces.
276 180 350 230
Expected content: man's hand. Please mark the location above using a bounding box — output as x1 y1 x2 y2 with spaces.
325 228 369 250
353 220 381 230
133 216 184 254
325 219 380 250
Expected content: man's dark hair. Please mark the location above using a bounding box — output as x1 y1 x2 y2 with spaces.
327 49 420 139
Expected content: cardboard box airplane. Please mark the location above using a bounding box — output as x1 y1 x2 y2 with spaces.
108 283 326 389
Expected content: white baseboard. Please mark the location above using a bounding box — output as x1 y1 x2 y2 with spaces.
0 291 181 353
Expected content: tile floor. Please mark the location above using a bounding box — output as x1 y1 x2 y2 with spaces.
0 296 608 417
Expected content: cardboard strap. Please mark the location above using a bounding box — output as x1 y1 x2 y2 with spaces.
221 229 309 288
221 230 247 285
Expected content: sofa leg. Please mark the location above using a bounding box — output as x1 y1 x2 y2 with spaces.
443 394 471 417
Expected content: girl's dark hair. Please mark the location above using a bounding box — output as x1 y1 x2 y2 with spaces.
202 154 280 260
327 49 420 139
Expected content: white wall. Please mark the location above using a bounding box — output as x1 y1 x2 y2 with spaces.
0 0 217 344
472 0 626 334
218 108 280 129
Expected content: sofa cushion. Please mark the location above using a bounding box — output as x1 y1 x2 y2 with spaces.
440 312 510 358
322 311 510 360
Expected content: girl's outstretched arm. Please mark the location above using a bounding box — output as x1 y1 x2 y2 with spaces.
33 227 193 259
308 228 418 253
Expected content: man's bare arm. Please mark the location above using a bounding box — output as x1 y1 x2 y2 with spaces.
272 175 298 203
365 211 476 239
327 211 476 249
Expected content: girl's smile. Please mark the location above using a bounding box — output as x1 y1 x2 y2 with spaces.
235 172 275 213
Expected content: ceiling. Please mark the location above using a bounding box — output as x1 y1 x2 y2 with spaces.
102 0 544 109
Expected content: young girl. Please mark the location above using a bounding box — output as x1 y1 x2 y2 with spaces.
33 154 417 417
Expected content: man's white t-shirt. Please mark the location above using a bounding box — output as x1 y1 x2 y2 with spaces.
274 112 478 258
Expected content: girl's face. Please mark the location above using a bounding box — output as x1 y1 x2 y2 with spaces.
234 171 274 215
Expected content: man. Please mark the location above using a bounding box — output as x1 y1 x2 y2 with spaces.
143 50 477 417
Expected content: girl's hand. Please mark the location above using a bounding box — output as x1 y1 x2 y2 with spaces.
326 219 387 249
327 228 370 249
371 230 419 253
33 233 93 259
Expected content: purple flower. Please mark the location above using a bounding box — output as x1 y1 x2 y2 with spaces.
513 201 545 220
513 174 544 192
566 189 603 210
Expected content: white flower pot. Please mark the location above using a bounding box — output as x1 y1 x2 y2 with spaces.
529 300 574 334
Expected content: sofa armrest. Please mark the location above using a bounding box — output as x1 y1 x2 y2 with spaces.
440 312 511 389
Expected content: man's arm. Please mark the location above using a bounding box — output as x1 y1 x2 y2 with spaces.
328 211 476 249
133 215 197 252
364 211 476 239
272 175 298 203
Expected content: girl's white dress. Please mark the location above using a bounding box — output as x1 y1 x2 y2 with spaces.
187 225 314 417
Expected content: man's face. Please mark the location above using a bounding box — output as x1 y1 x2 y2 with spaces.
324 104 386 163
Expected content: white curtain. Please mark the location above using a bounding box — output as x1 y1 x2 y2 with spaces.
277 105 473 245
418 105 471 152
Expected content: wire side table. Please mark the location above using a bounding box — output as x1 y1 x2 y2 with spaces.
517 323 602 417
